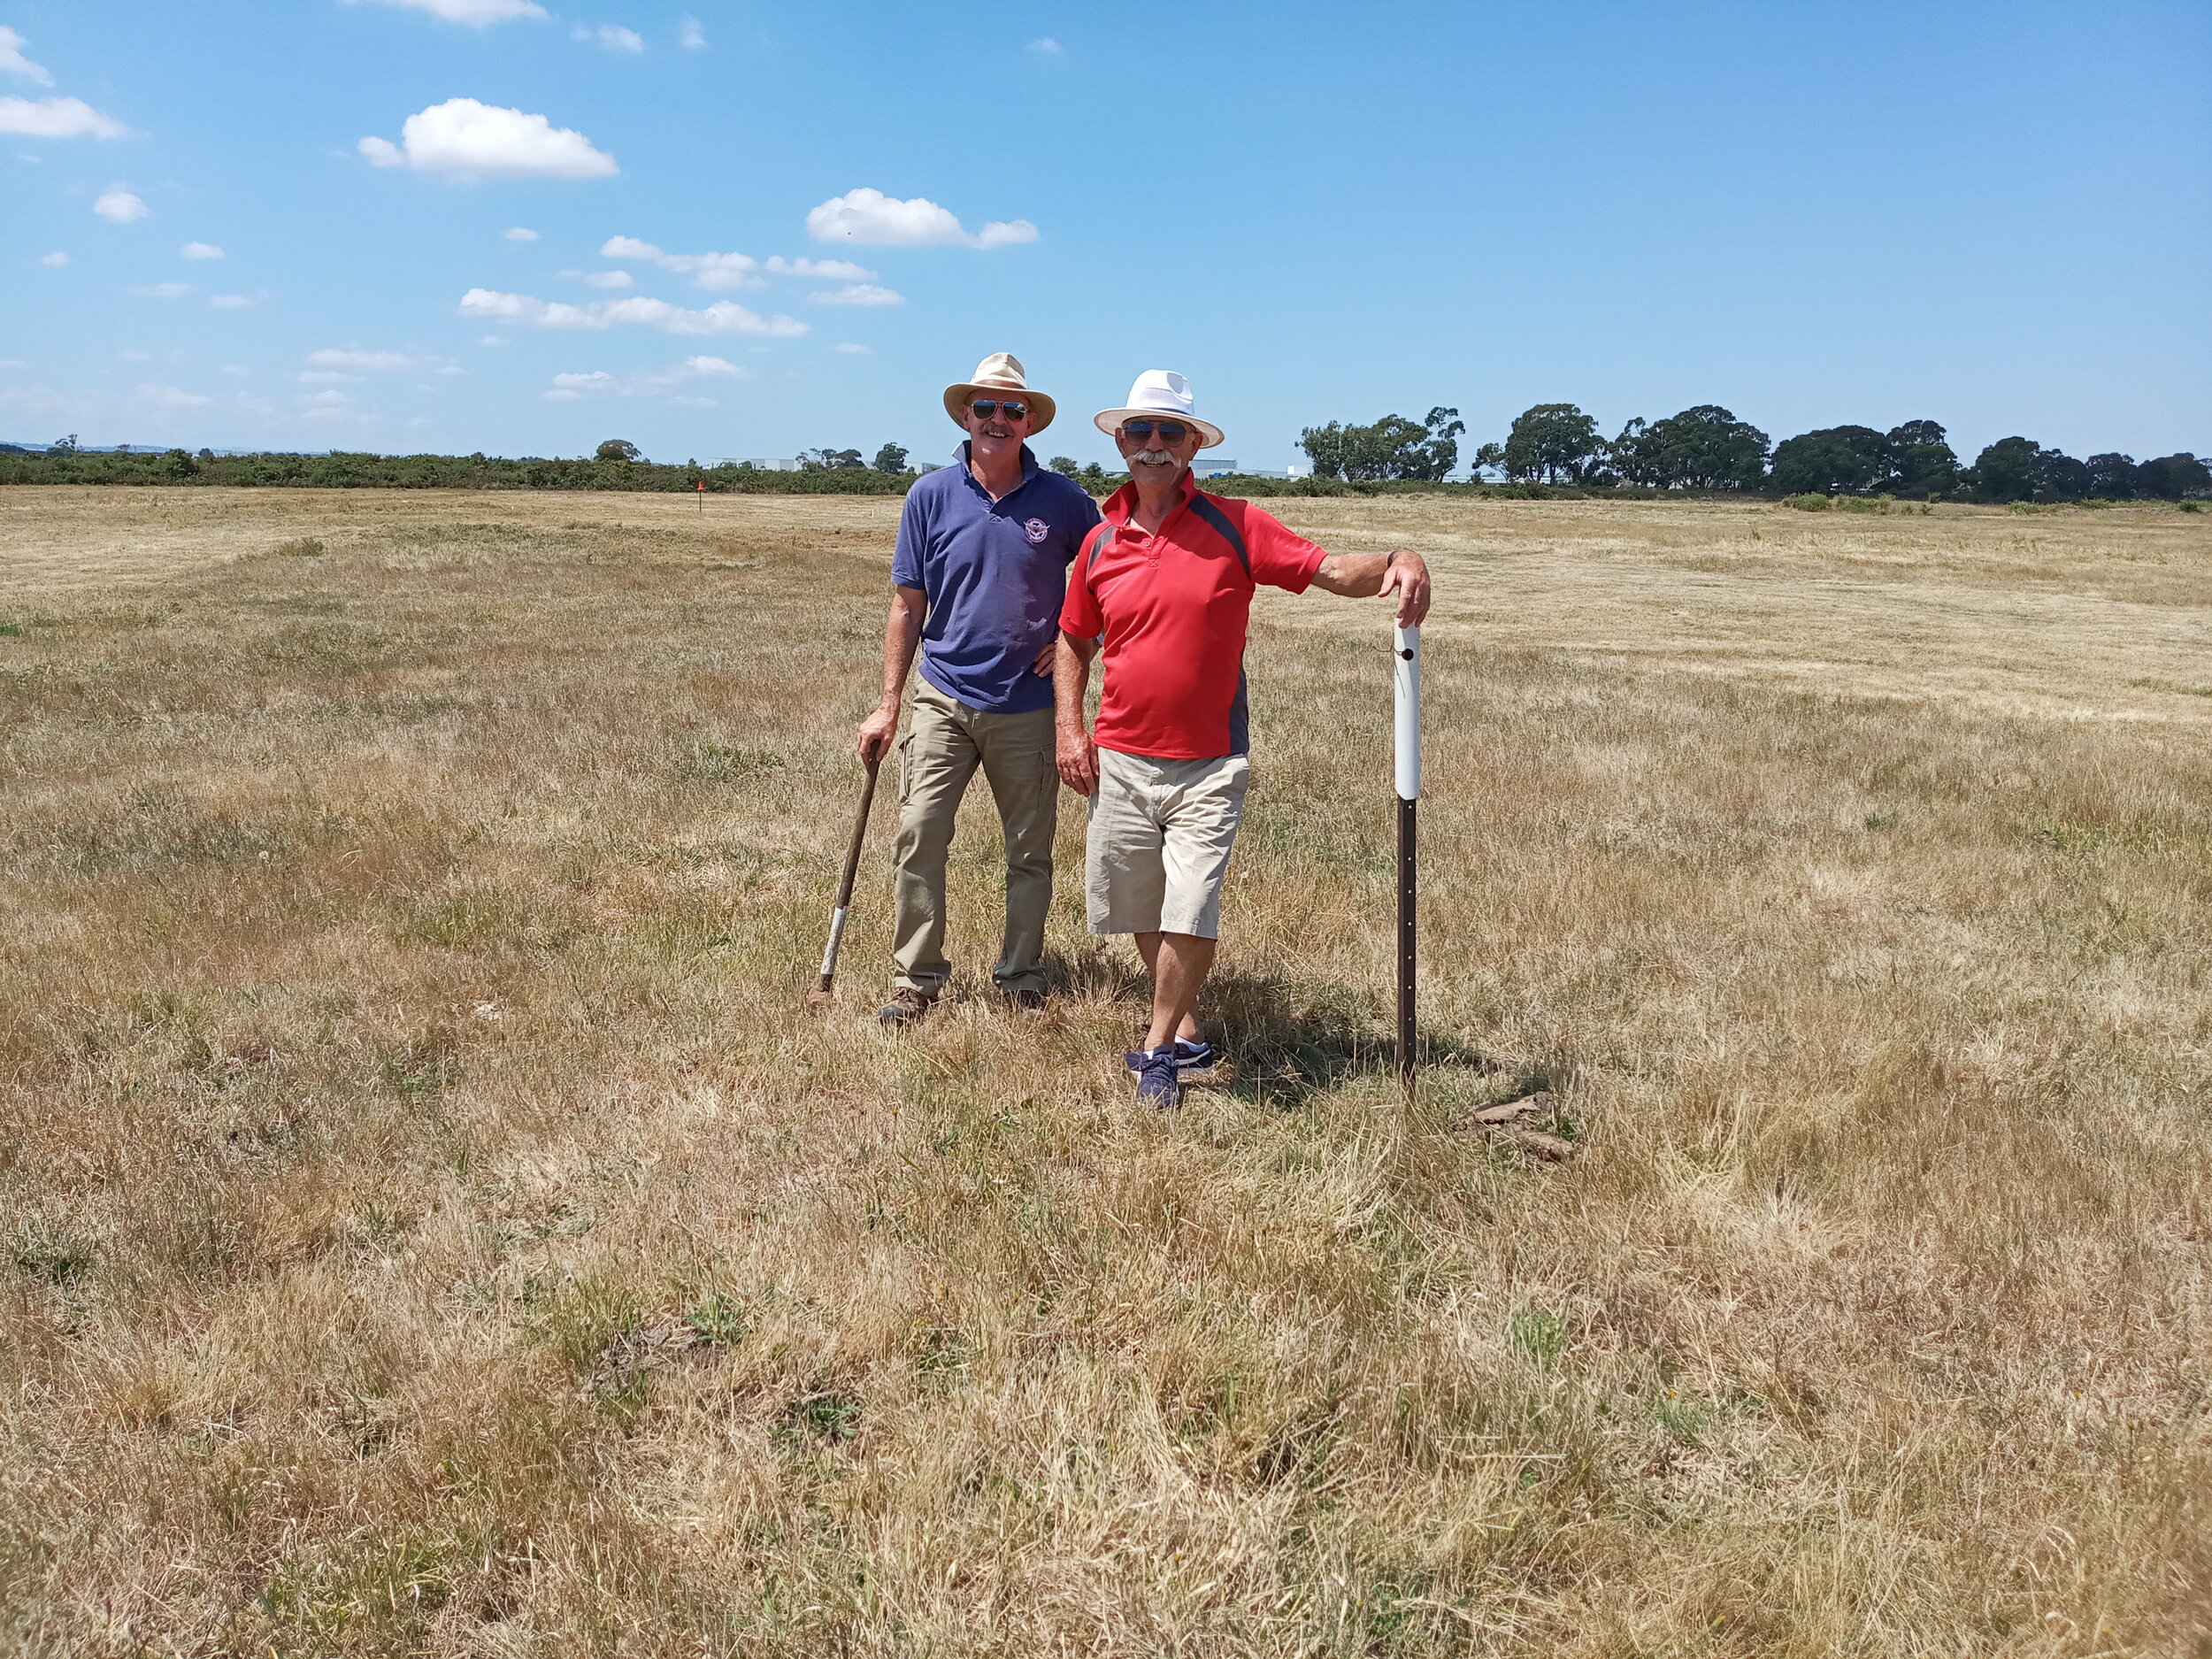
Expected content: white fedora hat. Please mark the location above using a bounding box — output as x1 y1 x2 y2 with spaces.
1093 369 1225 449
942 350 1056 434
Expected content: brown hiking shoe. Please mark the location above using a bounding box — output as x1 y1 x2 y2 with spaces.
875 988 933 1028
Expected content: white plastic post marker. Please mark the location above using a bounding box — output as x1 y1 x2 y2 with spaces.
1394 623 1420 1092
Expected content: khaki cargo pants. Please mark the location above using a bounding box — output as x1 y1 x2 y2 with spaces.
890 683 1058 998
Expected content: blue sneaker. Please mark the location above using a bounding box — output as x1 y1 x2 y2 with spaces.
1132 1046 1181 1109
1124 1040 1217 1074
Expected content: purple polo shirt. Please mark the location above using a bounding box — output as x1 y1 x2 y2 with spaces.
892 442 1101 715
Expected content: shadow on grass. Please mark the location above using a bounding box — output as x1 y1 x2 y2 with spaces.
1048 944 1529 1110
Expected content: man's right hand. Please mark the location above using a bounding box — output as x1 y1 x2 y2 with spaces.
857 703 899 764
1056 726 1098 795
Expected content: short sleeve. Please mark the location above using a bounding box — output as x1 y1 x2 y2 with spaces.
890 486 928 590
1242 503 1328 593
1059 526 1107 638
1063 485 1102 566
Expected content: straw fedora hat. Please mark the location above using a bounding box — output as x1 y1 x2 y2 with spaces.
942 351 1056 434
1092 369 1225 449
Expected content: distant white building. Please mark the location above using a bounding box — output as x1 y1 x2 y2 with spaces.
712 457 803 472
1191 459 1240 478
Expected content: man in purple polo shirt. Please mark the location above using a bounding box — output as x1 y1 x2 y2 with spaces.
856 352 1102 1024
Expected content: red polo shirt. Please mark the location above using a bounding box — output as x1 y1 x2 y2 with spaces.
1059 472 1327 759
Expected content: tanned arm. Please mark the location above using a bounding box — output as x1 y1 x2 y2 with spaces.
1054 631 1101 796
1310 551 1433 626
856 583 927 762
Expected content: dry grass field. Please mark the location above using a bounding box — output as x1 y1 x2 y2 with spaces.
3 486 2208 1657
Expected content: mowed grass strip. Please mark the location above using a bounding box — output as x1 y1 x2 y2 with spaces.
1 492 2208 1656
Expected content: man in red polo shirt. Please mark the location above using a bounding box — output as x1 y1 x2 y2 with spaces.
1056 371 1432 1107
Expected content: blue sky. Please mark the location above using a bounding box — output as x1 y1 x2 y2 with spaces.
4 0 2207 469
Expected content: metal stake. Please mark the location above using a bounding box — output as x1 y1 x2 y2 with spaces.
1394 622 1421 1094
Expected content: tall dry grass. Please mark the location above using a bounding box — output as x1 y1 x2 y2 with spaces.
2 488 2208 1655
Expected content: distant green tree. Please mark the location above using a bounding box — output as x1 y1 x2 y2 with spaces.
1967 438 2039 501
1298 407 1463 480
1047 456 1079 477
1769 426 1888 495
1967 437 2089 503
50 434 78 454
2085 453 2139 499
873 442 910 473
1078 462 1109 486
1610 406 1769 489
800 448 866 471
595 438 641 462
2135 453 2211 500
1502 403 1603 483
1883 420 1959 496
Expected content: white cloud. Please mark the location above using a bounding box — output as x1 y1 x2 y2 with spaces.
805 187 1037 250
477 334 508 346
678 16 706 49
600 240 875 291
657 251 762 289
210 292 267 310
503 226 540 242
360 98 617 179
574 24 643 51
542 354 745 399
598 237 764 290
134 383 211 410
972 220 1040 250
342 0 548 24
308 348 456 373
133 281 191 298
0 358 27 369
577 269 633 288
302 388 366 420
40 250 67 267
459 287 807 336
0 96 127 138
1028 37 1062 55
93 188 146 222
299 371 356 385
181 241 224 259
0 27 53 84
764 255 872 280
833 342 872 355
811 282 902 306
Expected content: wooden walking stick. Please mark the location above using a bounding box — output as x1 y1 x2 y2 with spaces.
804 751 882 1014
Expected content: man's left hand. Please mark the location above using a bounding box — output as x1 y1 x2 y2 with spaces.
1380 551 1432 627
1032 641 1056 678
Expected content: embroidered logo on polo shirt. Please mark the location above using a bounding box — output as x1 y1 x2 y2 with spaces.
1023 517 1049 544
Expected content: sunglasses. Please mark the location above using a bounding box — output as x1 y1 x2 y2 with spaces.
1121 420 1190 442
970 399 1029 421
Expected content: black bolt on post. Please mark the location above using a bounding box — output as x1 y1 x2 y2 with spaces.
1394 622 1421 1094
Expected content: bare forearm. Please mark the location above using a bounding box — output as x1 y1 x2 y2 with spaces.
1313 550 1432 625
878 589 924 710
1311 552 1389 596
1054 633 1096 733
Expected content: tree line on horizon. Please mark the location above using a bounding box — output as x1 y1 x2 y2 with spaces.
5 416 2205 504
1299 405 2210 503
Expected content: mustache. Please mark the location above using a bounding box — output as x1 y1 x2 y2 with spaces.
1132 449 1182 467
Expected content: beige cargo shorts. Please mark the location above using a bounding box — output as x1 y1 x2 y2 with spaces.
1085 748 1250 939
